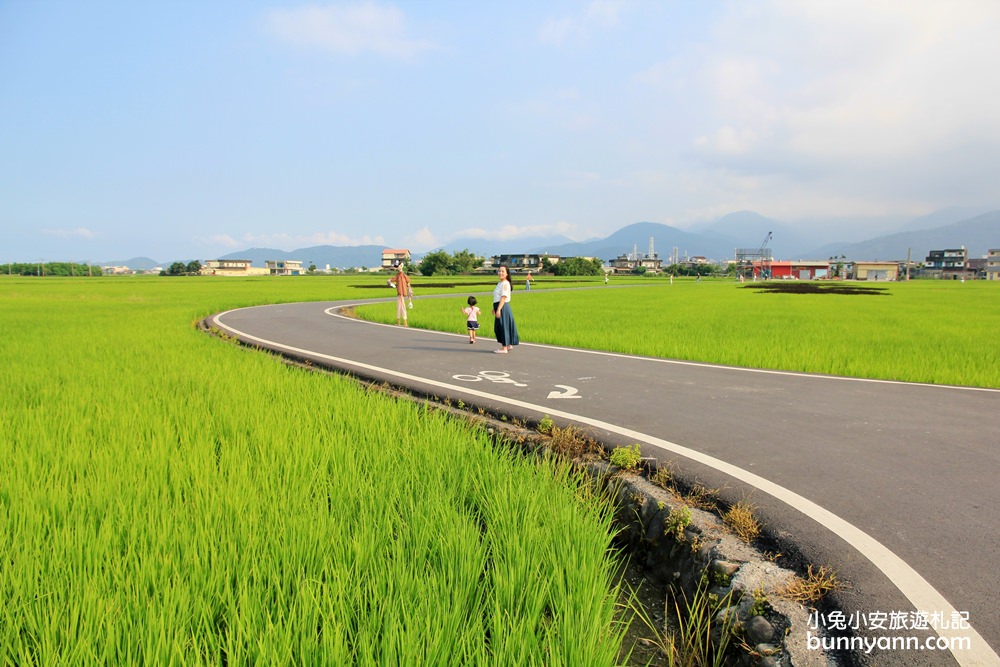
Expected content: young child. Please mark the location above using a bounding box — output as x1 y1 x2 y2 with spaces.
462 296 481 344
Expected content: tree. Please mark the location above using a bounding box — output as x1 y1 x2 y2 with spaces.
417 249 483 276
552 257 604 276
450 249 483 274
186 260 202 275
418 250 453 276
163 261 187 276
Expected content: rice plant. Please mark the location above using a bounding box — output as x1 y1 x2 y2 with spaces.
0 276 628 665
357 277 1000 388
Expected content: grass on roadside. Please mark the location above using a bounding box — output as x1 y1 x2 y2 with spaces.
0 277 630 665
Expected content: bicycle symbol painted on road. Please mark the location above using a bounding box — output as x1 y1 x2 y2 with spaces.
451 371 582 399
452 370 528 387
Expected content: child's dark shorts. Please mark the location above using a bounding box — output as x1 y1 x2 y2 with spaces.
467 320 480 330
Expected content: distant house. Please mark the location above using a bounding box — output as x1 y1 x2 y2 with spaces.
609 253 663 274
202 259 268 276
476 256 496 273
103 265 135 275
853 261 899 281
767 261 830 280
266 260 304 276
986 249 1000 281
382 249 411 270
924 248 973 280
491 254 558 273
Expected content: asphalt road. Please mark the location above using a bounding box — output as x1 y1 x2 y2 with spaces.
206 295 1000 667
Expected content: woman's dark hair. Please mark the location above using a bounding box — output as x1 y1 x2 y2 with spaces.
499 265 512 287
467 295 477 306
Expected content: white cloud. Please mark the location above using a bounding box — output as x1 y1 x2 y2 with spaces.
266 2 435 59
42 227 95 239
306 231 385 246
233 231 385 250
539 0 628 45
620 1 1000 216
203 234 242 249
452 221 581 242
507 87 598 131
405 226 437 251
698 1 1000 164
695 125 759 156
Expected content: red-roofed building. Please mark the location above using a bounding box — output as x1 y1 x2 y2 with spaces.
381 248 411 270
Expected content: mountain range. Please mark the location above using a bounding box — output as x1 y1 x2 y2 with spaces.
441 209 999 264
109 209 1000 270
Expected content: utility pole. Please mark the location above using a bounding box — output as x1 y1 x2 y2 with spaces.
906 248 912 281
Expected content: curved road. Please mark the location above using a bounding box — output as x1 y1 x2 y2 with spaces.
207 295 1000 667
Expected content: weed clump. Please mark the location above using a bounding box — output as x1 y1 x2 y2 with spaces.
537 414 554 435
778 564 843 603
609 443 642 470
548 424 602 459
722 500 761 543
664 505 692 541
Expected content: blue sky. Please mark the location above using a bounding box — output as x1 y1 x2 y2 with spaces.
3 1 999 262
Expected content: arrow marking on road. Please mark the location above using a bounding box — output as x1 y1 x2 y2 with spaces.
547 384 580 399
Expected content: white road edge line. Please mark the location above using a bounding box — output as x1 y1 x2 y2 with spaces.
211 306 1000 666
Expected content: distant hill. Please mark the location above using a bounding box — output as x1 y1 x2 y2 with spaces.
900 206 993 232
113 209 998 271
528 221 737 262
218 245 385 270
807 211 1000 261
690 210 804 257
105 257 163 270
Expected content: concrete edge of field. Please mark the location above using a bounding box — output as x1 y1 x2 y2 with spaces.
202 320 842 666
472 416 837 667
399 394 839 667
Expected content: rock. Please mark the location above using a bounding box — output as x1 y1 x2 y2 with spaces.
714 605 739 625
745 615 775 644
754 644 781 667
711 559 741 577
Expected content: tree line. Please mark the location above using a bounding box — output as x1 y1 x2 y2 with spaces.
409 250 724 277
2 262 103 277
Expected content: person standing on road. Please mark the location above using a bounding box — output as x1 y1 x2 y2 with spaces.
525 270 532 291
393 261 411 326
462 296 481 344
493 266 519 353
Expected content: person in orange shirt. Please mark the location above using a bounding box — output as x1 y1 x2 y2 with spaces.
393 261 411 326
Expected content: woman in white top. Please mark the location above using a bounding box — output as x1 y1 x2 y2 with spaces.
492 266 520 353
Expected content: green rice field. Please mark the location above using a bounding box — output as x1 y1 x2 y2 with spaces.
3 274 997 664
358 276 1000 388
0 277 627 665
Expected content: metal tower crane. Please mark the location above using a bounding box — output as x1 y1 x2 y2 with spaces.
734 231 773 281
758 231 773 279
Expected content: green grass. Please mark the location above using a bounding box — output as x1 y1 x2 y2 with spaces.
4 273 997 663
357 277 1000 388
0 276 628 665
